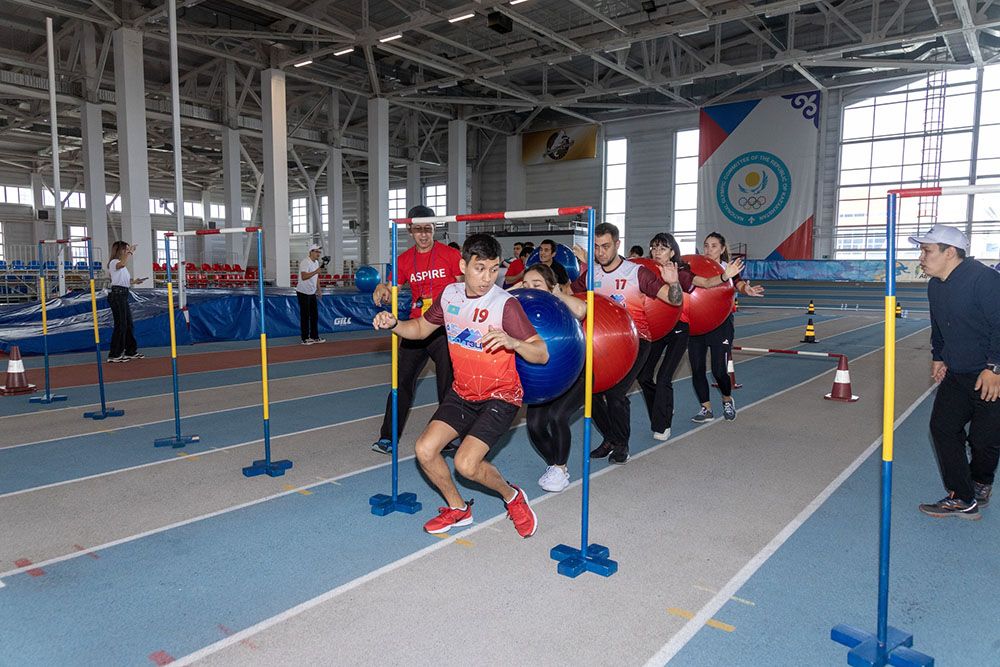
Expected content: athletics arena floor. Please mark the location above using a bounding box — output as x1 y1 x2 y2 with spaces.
0 285 995 666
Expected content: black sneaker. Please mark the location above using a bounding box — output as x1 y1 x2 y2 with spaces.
590 440 614 459
918 493 981 520
371 439 392 455
974 482 992 508
608 445 630 465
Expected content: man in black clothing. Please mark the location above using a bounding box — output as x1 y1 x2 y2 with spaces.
536 238 571 292
911 224 1000 520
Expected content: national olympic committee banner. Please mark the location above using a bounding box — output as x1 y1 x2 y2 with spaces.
697 92 820 259
521 125 598 165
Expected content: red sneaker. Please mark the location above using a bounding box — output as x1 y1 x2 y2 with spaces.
505 485 537 538
423 501 474 534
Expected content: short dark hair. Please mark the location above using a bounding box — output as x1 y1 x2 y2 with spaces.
513 241 523 249
462 233 502 263
595 222 619 242
522 263 558 289
448 241 461 250
937 242 967 259
523 241 534 249
407 205 435 219
540 238 557 252
519 247 532 259
629 245 643 257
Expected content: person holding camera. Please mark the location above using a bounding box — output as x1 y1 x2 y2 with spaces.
296 243 326 345
107 240 146 362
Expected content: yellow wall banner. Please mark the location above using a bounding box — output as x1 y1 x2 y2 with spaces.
521 125 598 165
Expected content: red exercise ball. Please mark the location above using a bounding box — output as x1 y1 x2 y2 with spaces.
628 257 682 340
574 293 639 393
682 254 735 336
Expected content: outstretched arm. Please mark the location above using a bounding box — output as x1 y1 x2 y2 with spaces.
372 311 439 340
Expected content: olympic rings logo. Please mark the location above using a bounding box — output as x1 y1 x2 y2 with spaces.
738 196 768 209
715 151 792 227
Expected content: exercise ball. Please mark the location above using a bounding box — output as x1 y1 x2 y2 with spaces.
354 265 380 293
525 243 581 282
573 293 639 393
628 257 682 340
682 254 735 336
511 289 585 404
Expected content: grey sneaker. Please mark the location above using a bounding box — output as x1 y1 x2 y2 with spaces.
974 482 992 508
691 406 714 423
722 400 737 421
918 494 981 520
371 439 392 454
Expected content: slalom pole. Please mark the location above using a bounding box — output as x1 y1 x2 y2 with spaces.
29 241 66 404
243 229 292 477
83 238 123 420
154 235 199 448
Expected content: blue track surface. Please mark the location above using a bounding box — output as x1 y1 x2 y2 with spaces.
0 317 930 664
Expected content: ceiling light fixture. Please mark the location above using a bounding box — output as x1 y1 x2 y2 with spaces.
334 47 354 56
605 44 631 53
510 0 530 5
379 33 403 43
293 59 313 68
678 25 710 37
449 13 475 23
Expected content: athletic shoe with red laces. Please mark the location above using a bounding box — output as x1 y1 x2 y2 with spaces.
423 499 474 534
504 485 537 538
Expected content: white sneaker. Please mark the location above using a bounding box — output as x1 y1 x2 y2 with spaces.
301 339 314 346
653 428 671 441
538 466 570 493
311 338 326 344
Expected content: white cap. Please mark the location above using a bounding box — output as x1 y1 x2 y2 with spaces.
908 224 969 252
308 244 322 252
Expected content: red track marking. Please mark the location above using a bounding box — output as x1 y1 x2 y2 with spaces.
148 650 175 665
217 624 258 650
73 545 100 559
14 559 45 577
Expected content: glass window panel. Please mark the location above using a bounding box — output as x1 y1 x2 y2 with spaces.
675 130 698 158
901 164 922 183
970 231 1000 258
674 183 697 210
904 105 927 134
242 206 252 221
841 106 874 140
839 169 871 186
606 164 627 189
873 102 906 137
871 139 904 167
940 132 972 162
936 194 969 221
605 189 626 214
673 209 697 231
973 192 1000 220
947 68 978 84
606 138 628 164
839 185 871 200
939 161 971 180
977 125 1000 159
870 166 903 185
673 157 698 183
840 142 872 170
944 93 975 129
605 212 625 226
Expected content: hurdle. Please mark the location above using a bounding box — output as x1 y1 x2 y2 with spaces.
153 234 199 448
28 240 68 404
165 227 292 477
76 236 125 421
828 184 1000 666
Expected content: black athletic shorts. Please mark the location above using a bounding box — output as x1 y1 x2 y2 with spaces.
430 389 520 449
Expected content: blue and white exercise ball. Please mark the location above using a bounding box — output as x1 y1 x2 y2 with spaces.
511 288 585 405
525 243 581 282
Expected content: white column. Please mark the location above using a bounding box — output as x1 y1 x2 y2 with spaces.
326 92 344 272
113 27 153 288
367 97 390 267
506 134 526 211
406 112 421 211
223 62 242 261
261 68 290 287
80 104 108 266
447 119 468 241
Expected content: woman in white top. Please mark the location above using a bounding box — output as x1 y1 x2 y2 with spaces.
107 240 145 362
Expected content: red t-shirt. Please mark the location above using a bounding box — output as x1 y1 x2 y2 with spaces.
503 258 526 287
571 258 666 340
392 242 463 318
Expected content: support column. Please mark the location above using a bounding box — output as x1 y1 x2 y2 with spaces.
367 97 390 268
506 134 526 211
447 119 468 241
80 23 108 265
326 92 344 273
406 112 421 211
223 61 242 261
262 68 290 287
113 28 152 288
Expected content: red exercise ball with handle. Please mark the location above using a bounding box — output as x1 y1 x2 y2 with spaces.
573 292 639 393
628 257 681 340
682 254 735 336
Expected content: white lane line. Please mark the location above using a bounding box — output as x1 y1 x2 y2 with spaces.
641 382 938 667
167 326 928 665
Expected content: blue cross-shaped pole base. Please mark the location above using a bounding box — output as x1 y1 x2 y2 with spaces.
154 434 201 448
242 458 293 477
550 543 618 578
831 624 934 667
29 393 68 404
83 407 125 420
369 492 422 516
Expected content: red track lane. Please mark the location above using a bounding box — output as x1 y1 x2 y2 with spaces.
4 336 391 390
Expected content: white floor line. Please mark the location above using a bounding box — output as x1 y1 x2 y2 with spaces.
0 348 392 421
166 326 928 666
642 382 938 667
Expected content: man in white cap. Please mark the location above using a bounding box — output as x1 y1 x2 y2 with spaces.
296 243 326 345
910 224 1000 520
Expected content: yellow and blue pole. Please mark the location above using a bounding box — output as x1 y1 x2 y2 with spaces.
154 235 199 448
831 192 932 665
370 216 420 515
29 241 66 404
83 237 124 420
551 206 617 577
243 228 292 477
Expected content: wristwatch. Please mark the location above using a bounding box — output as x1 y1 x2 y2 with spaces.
988 363 1000 375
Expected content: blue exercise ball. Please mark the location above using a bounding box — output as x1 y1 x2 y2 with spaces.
511 288 585 405
355 265 380 293
525 243 581 282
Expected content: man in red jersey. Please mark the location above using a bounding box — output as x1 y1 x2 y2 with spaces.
370 205 463 454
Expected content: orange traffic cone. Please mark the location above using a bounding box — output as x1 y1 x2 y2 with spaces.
713 353 743 390
824 356 859 402
0 346 36 395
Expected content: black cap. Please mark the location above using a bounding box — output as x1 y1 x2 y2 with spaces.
407 205 435 219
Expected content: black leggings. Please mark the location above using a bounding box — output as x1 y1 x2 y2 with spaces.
688 315 734 404
379 327 453 441
638 321 690 433
296 292 319 341
593 338 651 448
527 373 585 466
108 286 137 358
